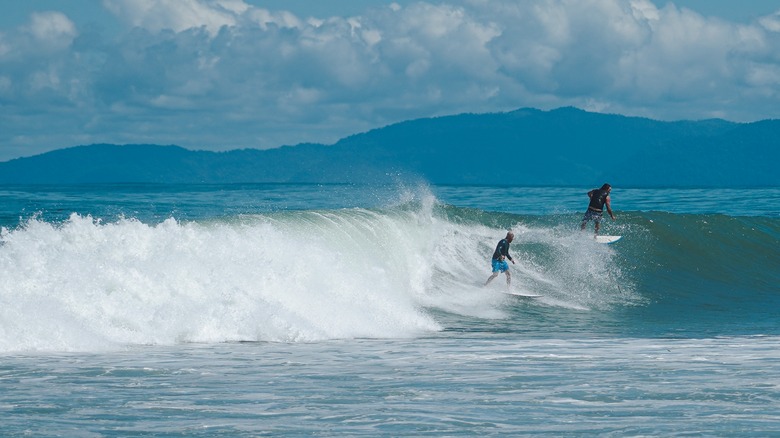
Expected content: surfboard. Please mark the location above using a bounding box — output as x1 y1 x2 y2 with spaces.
504 292 543 299
595 235 621 244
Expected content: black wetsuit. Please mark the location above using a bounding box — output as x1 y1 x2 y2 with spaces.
492 239 513 262
587 188 609 212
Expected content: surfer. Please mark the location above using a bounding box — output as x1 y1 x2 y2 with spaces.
485 231 515 288
581 183 616 235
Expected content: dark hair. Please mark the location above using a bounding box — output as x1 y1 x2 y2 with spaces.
601 183 611 191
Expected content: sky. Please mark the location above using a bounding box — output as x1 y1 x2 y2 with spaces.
1 1 779 161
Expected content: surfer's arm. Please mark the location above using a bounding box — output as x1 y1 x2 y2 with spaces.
606 197 616 219
505 246 515 264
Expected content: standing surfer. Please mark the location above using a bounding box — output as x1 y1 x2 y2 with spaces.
485 231 515 288
581 183 616 235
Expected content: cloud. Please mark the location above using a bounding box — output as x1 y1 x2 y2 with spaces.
759 11 780 32
1 0 780 161
28 11 78 48
101 0 239 35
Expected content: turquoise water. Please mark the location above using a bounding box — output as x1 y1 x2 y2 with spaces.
1 184 779 435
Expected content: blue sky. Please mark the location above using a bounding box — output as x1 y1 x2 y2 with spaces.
1 0 779 161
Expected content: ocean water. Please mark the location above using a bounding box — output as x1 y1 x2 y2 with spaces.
1 183 779 436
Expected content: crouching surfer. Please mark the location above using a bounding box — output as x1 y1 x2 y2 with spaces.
485 231 515 289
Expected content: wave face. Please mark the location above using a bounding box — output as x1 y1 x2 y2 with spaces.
1 191 778 352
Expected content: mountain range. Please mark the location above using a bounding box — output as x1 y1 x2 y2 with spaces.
0 107 777 187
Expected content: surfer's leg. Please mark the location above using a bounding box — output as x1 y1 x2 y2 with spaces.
505 270 511 287
593 212 603 235
581 211 592 231
485 272 499 286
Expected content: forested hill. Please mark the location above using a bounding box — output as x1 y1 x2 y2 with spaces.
0 107 777 187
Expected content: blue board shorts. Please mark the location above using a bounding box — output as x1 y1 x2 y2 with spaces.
582 209 603 224
492 259 509 273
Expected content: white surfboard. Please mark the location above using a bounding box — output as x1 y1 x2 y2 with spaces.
595 235 622 244
504 292 543 299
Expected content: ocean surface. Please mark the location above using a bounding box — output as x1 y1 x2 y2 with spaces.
1 183 779 436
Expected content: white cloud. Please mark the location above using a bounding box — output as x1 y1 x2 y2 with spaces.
28 11 78 46
103 0 306 34
102 0 238 35
759 12 780 32
1 0 780 161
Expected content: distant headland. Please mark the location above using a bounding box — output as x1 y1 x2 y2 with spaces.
0 107 777 187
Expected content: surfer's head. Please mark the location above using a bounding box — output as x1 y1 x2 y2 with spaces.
601 183 611 192
506 231 514 242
